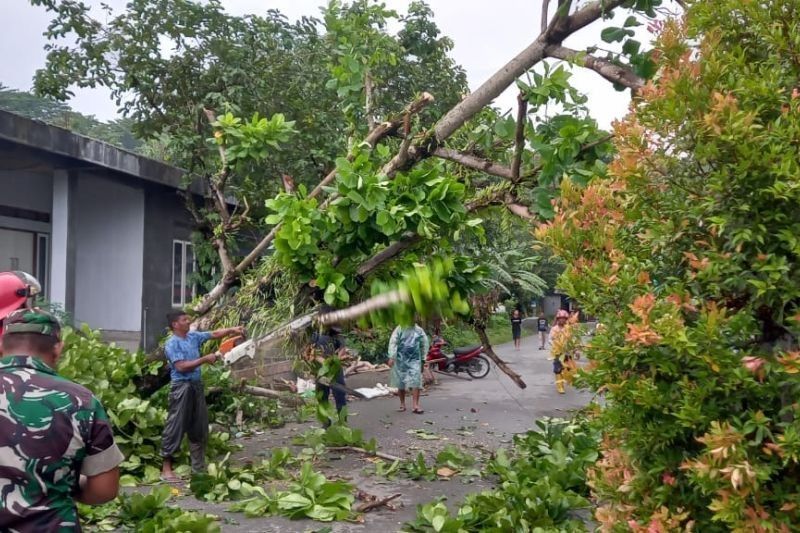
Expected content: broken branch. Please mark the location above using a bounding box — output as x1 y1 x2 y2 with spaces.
512 93 528 182
326 446 402 463
545 44 645 89
431 147 514 179
354 493 402 513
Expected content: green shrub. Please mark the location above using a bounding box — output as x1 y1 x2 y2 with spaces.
540 1 800 528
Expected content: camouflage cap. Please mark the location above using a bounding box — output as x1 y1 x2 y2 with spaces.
3 308 62 337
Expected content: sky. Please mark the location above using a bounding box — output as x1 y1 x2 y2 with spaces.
0 0 640 128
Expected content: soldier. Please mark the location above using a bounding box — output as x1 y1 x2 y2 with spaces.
0 308 124 531
0 271 42 353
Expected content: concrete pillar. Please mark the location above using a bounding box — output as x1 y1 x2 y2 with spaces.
50 169 75 313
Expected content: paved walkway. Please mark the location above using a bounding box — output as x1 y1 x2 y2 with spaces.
177 333 593 532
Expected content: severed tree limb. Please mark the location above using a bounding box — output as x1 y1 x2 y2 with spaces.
316 290 409 325
431 148 514 179
354 493 402 513
433 0 626 143
545 44 645 90
326 446 402 462
512 93 528 182
356 233 423 277
474 325 527 388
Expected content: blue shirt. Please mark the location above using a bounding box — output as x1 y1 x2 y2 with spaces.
165 331 213 382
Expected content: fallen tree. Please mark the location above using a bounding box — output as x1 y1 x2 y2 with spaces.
33 0 679 392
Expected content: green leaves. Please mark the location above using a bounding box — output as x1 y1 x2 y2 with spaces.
406 417 597 532
79 486 220 532
230 463 354 522
212 112 295 164
600 26 635 44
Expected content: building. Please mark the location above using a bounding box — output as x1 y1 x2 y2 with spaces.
0 109 203 351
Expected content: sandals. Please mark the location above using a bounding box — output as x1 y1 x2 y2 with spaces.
412 408 424 414
159 475 182 484
398 406 407 412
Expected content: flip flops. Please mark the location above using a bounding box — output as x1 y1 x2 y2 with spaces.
160 475 182 484
412 408 424 414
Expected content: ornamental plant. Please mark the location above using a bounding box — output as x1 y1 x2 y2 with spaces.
539 0 800 529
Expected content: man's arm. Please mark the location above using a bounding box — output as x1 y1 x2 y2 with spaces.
210 326 245 339
173 353 219 372
76 468 120 504
387 327 399 367
78 398 124 505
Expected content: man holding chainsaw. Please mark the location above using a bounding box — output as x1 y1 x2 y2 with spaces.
160 311 243 483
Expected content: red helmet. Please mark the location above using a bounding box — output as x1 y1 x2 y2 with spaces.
556 309 570 319
0 271 41 321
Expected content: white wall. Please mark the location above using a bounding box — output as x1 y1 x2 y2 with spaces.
73 173 144 332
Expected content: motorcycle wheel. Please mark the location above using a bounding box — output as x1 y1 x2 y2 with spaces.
466 355 491 379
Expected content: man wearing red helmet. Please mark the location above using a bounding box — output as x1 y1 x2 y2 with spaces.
0 271 42 352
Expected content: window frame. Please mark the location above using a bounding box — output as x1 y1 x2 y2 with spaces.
171 239 196 308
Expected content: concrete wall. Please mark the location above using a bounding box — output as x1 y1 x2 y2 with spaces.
73 172 144 333
0 170 53 214
229 335 298 385
141 185 196 349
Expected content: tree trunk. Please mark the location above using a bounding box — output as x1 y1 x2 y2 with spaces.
474 325 527 389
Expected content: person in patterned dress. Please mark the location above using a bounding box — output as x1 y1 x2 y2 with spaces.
388 323 429 414
0 309 124 532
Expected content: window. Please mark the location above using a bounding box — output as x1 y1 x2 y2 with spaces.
0 228 49 298
172 240 195 307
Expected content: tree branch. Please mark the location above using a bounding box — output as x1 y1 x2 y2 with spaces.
431 147 514 179
192 94 435 316
512 93 528 181
356 233 423 277
545 44 645 89
541 0 552 34
316 290 409 325
433 0 626 143
365 69 376 130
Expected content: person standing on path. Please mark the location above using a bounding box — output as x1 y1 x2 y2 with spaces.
388 322 429 414
510 309 523 350
311 324 348 427
548 309 578 394
537 313 549 350
160 311 243 482
0 309 124 530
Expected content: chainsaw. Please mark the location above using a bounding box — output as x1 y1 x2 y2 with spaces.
217 335 366 399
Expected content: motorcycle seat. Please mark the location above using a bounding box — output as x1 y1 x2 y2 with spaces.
453 345 481 355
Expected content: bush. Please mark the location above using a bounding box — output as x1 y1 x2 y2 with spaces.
59 325 239 482
540 0 800 528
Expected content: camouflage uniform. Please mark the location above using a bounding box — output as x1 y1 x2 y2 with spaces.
0 310 124 532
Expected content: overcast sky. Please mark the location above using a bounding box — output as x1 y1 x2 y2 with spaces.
0 0 639 128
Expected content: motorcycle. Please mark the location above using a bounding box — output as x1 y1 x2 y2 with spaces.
425 336 491 379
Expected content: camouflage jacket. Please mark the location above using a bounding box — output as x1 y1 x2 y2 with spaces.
0 355 124 532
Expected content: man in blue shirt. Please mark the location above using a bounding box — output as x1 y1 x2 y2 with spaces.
160 311 243 482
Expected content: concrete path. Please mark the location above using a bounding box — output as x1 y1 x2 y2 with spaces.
175 333 592 532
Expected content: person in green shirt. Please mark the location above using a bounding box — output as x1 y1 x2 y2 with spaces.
0 308 124 532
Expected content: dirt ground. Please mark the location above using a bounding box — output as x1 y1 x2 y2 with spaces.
167 333 592 532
